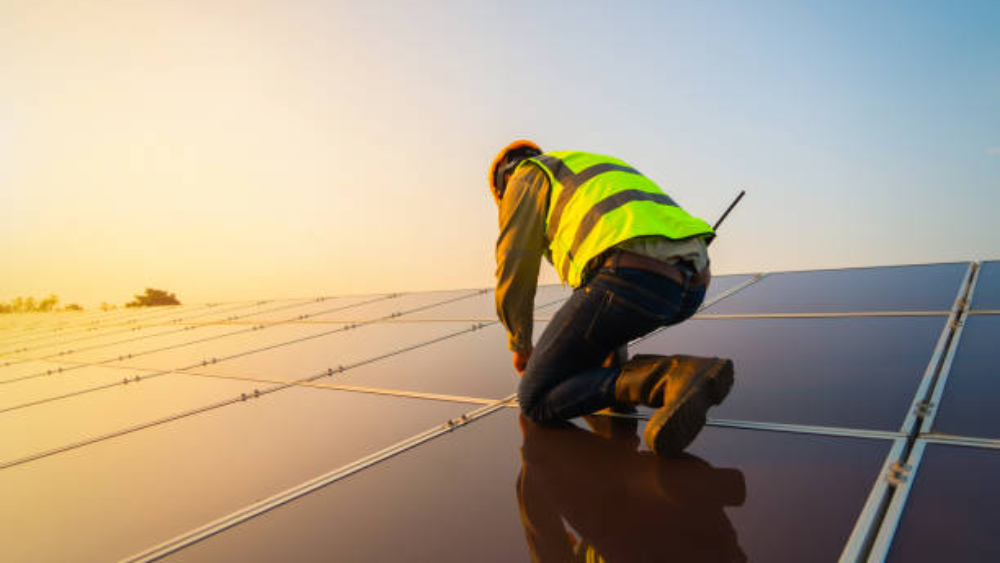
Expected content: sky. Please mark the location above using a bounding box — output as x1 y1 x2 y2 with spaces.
2 0 998 307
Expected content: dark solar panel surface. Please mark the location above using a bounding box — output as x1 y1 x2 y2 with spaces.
333 323 538 399
633 316 945 430
969 260 999 310
886 444 1000 562
177 322 476 381
929 315 1000 439
0 364 156 411
0 261 993 562
701 263 966 314
0 390 469 562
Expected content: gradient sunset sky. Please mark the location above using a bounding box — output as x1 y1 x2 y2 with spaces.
3 0 998 307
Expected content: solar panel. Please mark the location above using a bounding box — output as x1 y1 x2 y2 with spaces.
0 388 471 562
701 273 757 301
180 322 481 382
62 325 246 363
0 359 80 383
884 443 1000 561
307 289 482 321
0 300 287 359
701 263 967 314
969 260 1000 310
231 295 386 322
165 409 891 563
634 316 946 430
104 324 366 371
929 315 1000 439
0 364 151 412
335 322 543 400
0 374 257 463
0 303 194 341
400 284 569 321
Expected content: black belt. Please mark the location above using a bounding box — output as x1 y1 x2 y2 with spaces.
599 250 711 287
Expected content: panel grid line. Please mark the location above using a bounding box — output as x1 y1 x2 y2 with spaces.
0 298 323 367
0 293 416 385
0 307 533 416
0 302 235 352
0 294 557 468
0 302 226 342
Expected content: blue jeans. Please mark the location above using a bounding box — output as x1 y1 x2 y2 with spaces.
518 264 707 422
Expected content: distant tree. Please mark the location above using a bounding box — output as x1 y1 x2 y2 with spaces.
126 288 181 307
1 294 63 313
38 294 59 312
100 302 115 312
63 303 83 311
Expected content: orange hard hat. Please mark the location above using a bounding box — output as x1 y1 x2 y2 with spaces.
489 139 542 203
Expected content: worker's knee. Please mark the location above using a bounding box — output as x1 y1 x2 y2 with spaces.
517 377 548 423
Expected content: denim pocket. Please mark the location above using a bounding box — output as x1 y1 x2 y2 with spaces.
583 289 665 349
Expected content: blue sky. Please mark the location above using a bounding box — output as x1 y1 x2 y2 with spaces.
2 0 998 304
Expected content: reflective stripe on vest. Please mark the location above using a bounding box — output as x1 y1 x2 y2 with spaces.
523 151 714 287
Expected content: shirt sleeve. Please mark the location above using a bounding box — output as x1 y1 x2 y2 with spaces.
495 164 549 353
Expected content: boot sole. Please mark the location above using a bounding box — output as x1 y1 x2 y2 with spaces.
645 359 734 457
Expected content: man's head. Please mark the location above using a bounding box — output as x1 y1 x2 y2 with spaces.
489 139 542 205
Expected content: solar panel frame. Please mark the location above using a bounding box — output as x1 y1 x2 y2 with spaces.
920 262 986 436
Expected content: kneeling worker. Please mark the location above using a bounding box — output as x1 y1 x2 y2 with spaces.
490 140 734 456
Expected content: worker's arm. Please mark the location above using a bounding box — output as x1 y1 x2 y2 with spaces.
495 165 548 360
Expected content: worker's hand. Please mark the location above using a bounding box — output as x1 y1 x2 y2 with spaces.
513 349 532 376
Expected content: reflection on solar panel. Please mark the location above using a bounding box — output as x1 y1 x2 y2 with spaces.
0 265 995 562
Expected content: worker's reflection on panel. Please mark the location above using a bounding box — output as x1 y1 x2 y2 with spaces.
516 414 747 563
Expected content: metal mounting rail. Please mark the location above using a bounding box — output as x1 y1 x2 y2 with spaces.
119 395 516 563
901 261 977 437
917 434 1000 451
859 262 980 562
919 263 982 436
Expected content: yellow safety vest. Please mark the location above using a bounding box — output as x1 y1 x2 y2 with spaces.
522 151 714 287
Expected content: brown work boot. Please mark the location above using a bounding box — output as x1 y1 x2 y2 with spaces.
615 354 724 408
643 357 734 457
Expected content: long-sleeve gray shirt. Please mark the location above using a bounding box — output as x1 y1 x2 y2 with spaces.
495 163 709 353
